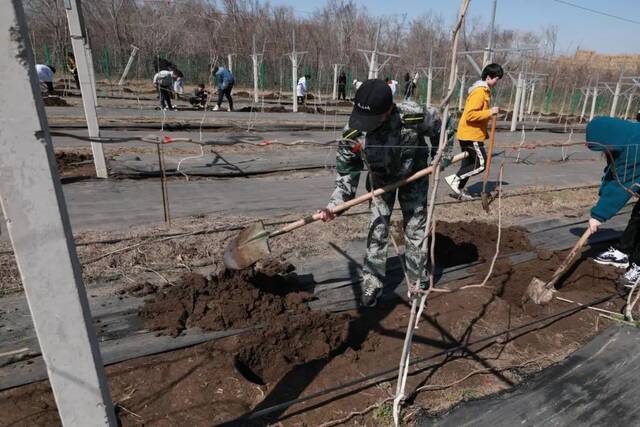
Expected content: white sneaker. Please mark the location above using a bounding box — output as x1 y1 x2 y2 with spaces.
227 107 232 112
459 189 475 201
593 246 629 269
213 105 220 111
622 263 640 287
445 174 461 195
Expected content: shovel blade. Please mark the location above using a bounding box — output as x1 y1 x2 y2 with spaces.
223 222 271 270
525 277 555 305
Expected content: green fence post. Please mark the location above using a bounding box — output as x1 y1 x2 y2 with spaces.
102 48 111 80
43 43 51 65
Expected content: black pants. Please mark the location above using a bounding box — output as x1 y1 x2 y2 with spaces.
615 198 640 264
45 81 55 95
72 71 80 90
338 85 346 100
189 96 207 107
456 140 487 189
159 86 173 109
217 84 233 110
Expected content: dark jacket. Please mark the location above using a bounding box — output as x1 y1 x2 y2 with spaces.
587 116 640 222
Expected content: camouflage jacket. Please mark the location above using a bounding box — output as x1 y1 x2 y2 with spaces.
328 101 444 208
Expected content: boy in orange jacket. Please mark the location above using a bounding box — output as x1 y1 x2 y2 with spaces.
445 63 503 200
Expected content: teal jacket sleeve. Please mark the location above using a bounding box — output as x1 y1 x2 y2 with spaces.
591 174 631 222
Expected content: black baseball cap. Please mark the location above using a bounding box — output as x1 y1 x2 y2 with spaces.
349 79 393 132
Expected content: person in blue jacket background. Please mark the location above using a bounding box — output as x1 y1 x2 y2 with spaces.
587 116 640 285
212 65 234 111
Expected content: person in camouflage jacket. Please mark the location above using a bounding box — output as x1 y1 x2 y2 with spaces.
318 79 445 307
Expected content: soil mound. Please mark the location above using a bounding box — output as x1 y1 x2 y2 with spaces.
42 96 69 107
140 261 350 383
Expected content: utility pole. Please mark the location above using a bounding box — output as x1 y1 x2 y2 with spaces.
227 53 235 73
608 71 624 117
287 29 307 113
332 63 344 100
117 45 138 86
0 2 116 425
359 22 399 80
580 86 590 122
510 72 523 132
519 77 527 122
589 82 599 122
483 0 498 67
64 0 108 178
624 87 636 120
526 81 536 115
251 35 263 104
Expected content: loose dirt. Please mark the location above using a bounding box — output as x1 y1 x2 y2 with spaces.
0 220 627 426
55 150 97 179
42 96 70 107
141 261 350 384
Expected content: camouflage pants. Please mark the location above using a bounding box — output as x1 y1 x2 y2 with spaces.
363 175 428 290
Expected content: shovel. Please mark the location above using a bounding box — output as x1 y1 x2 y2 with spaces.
524 228 592 305
481 115 498 212
224 151 470 270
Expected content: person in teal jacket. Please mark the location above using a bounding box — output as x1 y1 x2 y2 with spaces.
587 116 640 285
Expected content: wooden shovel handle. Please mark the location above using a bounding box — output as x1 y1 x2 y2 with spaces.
482 115 498 193
547 228 592 288
270 151 470 238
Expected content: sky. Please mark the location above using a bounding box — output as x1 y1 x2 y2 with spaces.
266 0 639 55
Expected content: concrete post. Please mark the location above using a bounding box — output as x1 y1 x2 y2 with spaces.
252 54 259 104
580 87 590 122
85 41 98 106
0 2 116 425
458 73 466 111
64 0 108 178
519 78 527 122
292 55 298 112
510 72 523 132
227 53 233 73
426 66 433 108
610 80 621 117
117 45 138 86
624 90 635 120
589 86 598 121
332 63 338 100
527 82 536 115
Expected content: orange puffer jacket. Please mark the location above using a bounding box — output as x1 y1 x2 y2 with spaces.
456 81 492 141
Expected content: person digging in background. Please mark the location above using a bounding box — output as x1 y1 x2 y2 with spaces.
444 63 503 200
297 74 311 105
189 83 209 108
212 65 234 111
66 52 79 90
36 64 56 95
586 116 640 286
153 68 176 111
337 71 347 101
317 79 444 307
173 69 185 100
385 77 399 96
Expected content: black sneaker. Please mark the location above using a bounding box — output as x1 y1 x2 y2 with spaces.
594 246 629 269
361 285 383 307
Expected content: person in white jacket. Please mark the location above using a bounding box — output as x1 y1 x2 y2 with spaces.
296 74 310 105
36 64 56 95
153 69 176 110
